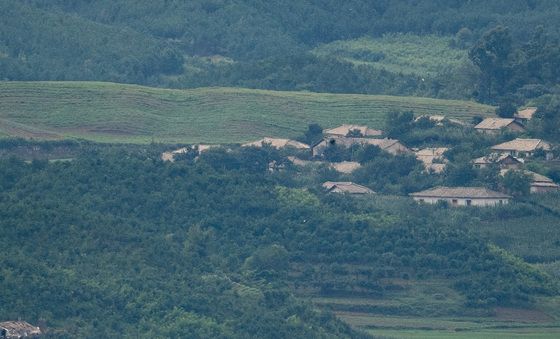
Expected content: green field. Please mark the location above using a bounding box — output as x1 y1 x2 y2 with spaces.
0 81 494 144
370 328 560 339
313 34 468 77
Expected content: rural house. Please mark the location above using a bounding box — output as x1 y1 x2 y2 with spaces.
514 107 537 123
312 137 410 157
287 157 362 174
0 321 41 339
323 124 383 138
414 147 448 173
242 137 309 150
474 118 525 134
473 153 523 169
491 138 553 160
410 187 511 207
500 169 560 194
322 181 375 195
161 144 218 162
414 114 466 126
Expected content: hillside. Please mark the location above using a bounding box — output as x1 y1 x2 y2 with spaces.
0 82 495 144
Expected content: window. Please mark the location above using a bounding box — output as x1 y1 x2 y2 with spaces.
466 200 472 206
452 199 458 205
419 199 424 203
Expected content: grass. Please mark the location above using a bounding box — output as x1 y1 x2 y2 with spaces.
369 328 560 339
313 33 468 77
0 81 494 144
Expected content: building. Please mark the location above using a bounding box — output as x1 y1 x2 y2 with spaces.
491 138 553 160
242 137 309 150
500 169 560 194
410 187 511 207
473 153 523 169
0 321 41 339
414 147 448 173
287 157 362 174
414 115 466 126
161 144 219 162
323 124 383 138
322 181 375 195
474 118 525 134
312 137 410 157
514 107 537 123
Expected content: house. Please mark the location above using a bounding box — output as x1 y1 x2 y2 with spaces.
473 153 523 169
491 138 553 160
323 124 383 138
514 107 537 123
242 137 309 150
414 114 466 126
161 144 218 162
500 169 560 194
287 157 361 174
414 147 448 173
0 321 41 338
322 181 375 195
410 187 511 207
474 118 525 134
312 137 410 157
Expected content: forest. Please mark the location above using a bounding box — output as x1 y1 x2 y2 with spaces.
0 0 559 103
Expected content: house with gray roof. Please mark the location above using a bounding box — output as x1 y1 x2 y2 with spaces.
410 187 511 207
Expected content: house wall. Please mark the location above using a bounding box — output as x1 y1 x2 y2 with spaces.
531 185 560 194
412 196 509 207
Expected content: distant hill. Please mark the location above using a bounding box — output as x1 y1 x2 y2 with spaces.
0 82 495 144
1 1 559 98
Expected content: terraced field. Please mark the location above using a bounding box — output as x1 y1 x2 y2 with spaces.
0 81 495 144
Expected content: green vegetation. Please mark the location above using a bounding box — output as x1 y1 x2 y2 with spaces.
0 81 494 144
0 142 558 336
2 1 560 99
313 34 468 77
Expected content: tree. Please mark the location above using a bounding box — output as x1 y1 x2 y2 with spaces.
469 26 513 102
501 170 531 196
301 123 323 145
496 101 517 118
385 110 414 138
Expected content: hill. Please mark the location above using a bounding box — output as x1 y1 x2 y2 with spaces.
0 81 495 144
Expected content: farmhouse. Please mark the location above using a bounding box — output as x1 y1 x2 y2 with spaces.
414 147 448 173
473 153 523 169
500 169 560 194
323 124 383 137
491 138 553 160
0 321 41 339
474 118 525 134
312 137 410 157
414 114 466 126
242 138 309 150
287 157 362 174
410 187 511 207
322 181 375 195
161 144 218 162
514 107 537 123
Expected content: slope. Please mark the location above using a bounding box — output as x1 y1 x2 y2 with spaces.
0 81 495 144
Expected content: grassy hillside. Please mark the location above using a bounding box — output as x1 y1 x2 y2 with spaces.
0 81 494 144
313 34 468 77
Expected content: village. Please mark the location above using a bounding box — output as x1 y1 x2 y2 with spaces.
161 107 559 208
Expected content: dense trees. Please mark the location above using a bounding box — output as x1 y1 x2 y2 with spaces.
0 143 556 336
2 1 560 99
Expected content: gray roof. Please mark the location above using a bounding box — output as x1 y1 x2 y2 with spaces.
322 181 375 194
474 118 522 130
410 186 511 199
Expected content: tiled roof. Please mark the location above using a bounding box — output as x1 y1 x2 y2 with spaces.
500 169 556 184
243 137 309 149
474 118 519 130
491 138 552 152
410 186 511 199
324 124 383 137
473 153 523 164
0 321 41 337
322 181 375 194
515 107 537 120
